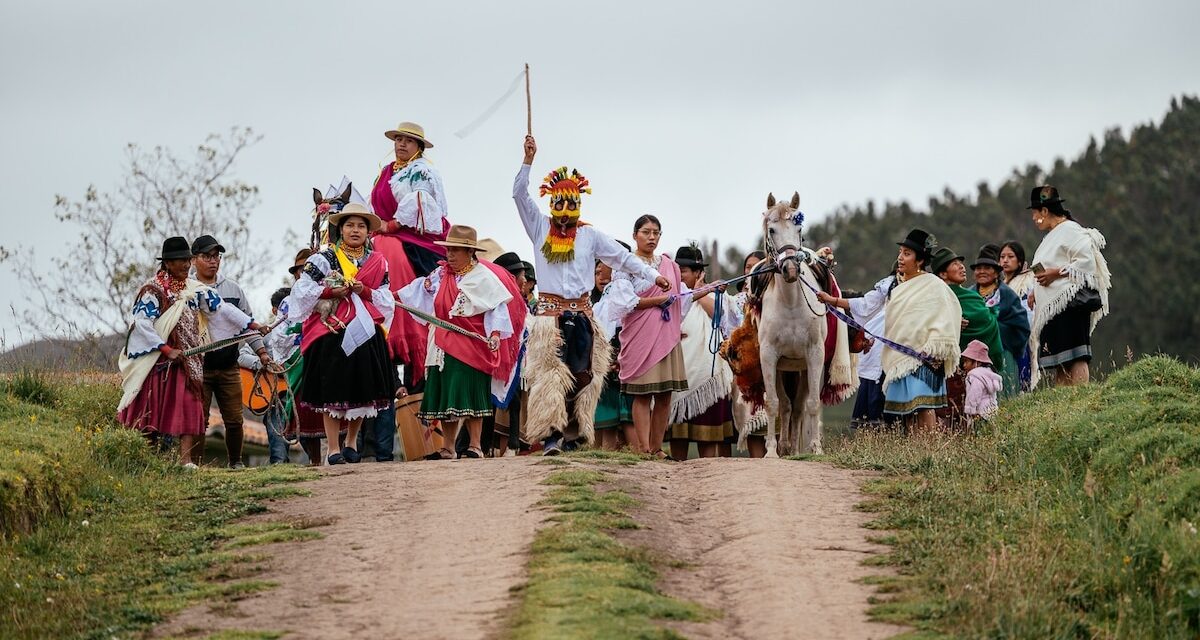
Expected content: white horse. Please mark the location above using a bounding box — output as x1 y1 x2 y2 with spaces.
758 192 828 456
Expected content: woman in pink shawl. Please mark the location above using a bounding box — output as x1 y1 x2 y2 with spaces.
369 121 451 385
604 215 688 458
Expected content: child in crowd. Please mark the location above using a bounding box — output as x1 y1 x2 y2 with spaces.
961 339 1002 424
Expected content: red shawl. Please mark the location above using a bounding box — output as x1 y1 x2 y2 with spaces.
300 250 388 355
432 260 526 382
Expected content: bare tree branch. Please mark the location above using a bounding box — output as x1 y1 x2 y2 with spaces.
3 127 275 340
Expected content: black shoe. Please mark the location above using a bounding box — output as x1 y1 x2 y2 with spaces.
341 447 362 464
327 453 346 465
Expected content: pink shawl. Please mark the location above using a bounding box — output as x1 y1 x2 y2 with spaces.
618 255 684 382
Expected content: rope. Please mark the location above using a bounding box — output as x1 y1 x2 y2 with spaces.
795 277 939 365
708 290 723 375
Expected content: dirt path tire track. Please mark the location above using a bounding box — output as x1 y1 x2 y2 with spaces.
153 458 553 640
618 458 906 640
153 457 903 640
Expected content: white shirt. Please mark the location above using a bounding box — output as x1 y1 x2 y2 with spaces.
390 158 448 234
512 164 660 299
397 267 514 369
848 275 894 383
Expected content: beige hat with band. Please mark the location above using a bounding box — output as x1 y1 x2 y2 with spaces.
384 121 434 148
327 202 383 233
434 224 481 250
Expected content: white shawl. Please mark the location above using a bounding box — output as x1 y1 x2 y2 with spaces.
117 279 206 412
669 304 734 424
881 272 962 390
1029 220 1111 386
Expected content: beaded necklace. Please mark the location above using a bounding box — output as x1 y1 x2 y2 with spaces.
340 243 366 261
454 260 477 277
976 282 998 299
155 270 187 297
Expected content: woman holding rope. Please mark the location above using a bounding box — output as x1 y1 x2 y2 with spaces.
117 237 266 467
291 204 396 465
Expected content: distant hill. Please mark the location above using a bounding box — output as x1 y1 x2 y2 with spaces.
0 334 123 371
810 94 1200 365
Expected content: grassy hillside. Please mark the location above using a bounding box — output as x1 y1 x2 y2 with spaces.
827 356 1200 638
0 371 314 639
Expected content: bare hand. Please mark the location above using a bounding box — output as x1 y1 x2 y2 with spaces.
1034 268 1061 287
350 280 364 294
961 318 969 329
488 334 501 352
395 387 409 400
1027 291 1036 310
330 286 350 298
655 275 670 292
523 135 537 164
251 323 270 336
816 291 836 305
163 348 181 361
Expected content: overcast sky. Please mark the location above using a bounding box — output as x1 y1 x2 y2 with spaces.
2 0 1198 346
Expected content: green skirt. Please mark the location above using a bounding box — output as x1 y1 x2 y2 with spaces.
595 378 633 430
420 354 494 419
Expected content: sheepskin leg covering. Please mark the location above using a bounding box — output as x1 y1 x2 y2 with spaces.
521 315 612 444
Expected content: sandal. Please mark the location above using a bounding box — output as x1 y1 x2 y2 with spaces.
463 447 484 459
652 449 677 462
432 447 455 460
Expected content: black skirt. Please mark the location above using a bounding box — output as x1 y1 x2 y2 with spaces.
298 327 395 418
1038 305 1093 369
404 243 443 278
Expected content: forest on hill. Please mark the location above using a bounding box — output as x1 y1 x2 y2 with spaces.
805 95 1200 366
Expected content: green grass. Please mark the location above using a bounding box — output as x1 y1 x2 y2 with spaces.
508 465 714 639
825 355 1200 638
0 374 318 639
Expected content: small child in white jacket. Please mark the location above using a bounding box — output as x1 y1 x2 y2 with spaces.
961 340 1003 423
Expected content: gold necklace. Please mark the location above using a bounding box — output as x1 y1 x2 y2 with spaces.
454 260 476 277
341 244 365 260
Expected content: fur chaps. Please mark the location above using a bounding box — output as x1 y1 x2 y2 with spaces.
521 315 611 444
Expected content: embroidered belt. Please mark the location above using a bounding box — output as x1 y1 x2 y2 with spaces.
536 293 592 317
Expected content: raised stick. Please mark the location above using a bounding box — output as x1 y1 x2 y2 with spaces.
525 63 532 136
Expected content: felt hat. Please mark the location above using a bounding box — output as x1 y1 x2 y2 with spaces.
384 121 434 148
191 234 226 256
1026 185 1066 210
674 245 708 268
961 339 993 365
930 246 965 275
326 203 383 233
970 244 1003 271
522 261 537 283
158 236 193 260
434 224 482 250
494 251 526 275
288 248 313 276
896 228 937 260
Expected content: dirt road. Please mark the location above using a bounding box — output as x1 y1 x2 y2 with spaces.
154 457 902 640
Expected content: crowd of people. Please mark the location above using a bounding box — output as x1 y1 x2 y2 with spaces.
115 123 1113 466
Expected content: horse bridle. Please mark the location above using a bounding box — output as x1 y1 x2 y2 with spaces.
764 226 826 317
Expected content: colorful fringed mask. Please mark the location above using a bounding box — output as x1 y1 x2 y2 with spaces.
538 166 591 263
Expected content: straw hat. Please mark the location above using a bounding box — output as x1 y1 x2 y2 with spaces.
961 339 993 365
384 121 434 148
326 203 382 233
434 224 482 250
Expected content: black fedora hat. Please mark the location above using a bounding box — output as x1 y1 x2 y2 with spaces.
522 261 537 283
930 246 965 275
158 236 193 260
494 252 525 275
191 234 226 255
970 244 1002 270
1026 185 1067 210
897 228 937 259
675 245 708 268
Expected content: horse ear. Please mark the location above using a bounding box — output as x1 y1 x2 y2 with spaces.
338 183 353 204
312 188 323 206
766 193 776 208
790 192 800 209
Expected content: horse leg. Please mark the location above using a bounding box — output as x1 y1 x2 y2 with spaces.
773 374 792 458
803 342 825 454
760 346 781 459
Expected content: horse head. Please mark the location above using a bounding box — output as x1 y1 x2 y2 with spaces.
309 183 355 249
762 192 805 283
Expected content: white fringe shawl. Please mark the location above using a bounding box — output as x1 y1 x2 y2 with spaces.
881 273 962 391
669 304 734 424
1029 221 1112 387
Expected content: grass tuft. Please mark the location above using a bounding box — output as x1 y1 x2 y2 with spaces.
825 355 1200 638
509 466 714 638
